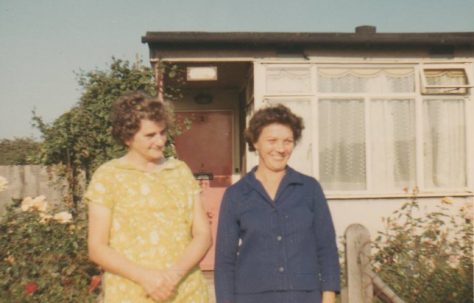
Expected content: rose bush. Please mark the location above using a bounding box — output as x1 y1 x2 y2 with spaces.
373 189 473 303
0 193 101 302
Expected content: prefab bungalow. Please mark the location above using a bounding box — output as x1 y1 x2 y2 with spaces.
141 26 474 270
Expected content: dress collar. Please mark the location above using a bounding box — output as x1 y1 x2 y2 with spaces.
111 157 180 172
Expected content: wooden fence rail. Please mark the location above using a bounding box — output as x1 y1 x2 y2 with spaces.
342 224 405 303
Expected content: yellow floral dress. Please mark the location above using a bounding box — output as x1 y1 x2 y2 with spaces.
85 158 209 303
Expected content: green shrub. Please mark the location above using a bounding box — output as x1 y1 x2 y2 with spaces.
0 197 100 302
373 190 473 303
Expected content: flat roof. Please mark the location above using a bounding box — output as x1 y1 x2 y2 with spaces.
142 27 474 49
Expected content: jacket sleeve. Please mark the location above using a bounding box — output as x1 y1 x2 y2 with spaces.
313 180 341 292
214 189 240 303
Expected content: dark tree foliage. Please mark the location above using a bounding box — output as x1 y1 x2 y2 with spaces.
32 58 161 209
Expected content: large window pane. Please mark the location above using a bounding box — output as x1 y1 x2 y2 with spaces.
266 98 313 176
319 99 366 190
423 99 466 188
265 66 311 94
370 99 416 191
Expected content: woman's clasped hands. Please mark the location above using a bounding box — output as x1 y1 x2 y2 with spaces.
139 268 185 302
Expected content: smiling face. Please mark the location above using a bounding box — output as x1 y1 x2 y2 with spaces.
125 119 167 165
254 123 295 174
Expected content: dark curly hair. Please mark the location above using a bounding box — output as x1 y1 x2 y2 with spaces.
245 104 304 151
110 91 173 145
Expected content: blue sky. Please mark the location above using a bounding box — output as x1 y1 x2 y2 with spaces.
1 0 473 139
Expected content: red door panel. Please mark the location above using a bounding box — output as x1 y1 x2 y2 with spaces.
175 111 233 187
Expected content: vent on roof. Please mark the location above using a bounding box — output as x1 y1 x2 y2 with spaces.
355 25 376 34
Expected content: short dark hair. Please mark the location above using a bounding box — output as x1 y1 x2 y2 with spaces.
110 91 173 145
245 104 304 151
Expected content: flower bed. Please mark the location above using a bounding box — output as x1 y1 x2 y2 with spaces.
373 190 473 303
0 192 100 302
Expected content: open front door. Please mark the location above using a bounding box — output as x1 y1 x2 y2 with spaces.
175 111 233 187
174 110 233 270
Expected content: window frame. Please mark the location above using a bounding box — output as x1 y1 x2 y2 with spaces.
420 64 473 95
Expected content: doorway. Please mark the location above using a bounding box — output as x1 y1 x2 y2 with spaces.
165 61 253 270
174 111 233 187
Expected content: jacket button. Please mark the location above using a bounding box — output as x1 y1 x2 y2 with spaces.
277 235 282 241
278 266 285 272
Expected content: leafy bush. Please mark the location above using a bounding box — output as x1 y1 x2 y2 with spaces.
31 58 181 211
373 190 473 303
0 196 100 302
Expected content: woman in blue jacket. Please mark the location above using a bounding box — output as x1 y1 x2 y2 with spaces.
215 104 340 303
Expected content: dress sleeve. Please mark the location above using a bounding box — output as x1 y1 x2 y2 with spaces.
312 180 341 292
84 165 115 209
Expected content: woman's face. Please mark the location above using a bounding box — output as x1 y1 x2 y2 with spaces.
125 119 167 163
254 123 294 173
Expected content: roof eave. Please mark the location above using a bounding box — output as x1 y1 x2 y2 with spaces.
141 31 474 48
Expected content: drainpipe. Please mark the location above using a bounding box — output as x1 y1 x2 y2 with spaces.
150 58 164 102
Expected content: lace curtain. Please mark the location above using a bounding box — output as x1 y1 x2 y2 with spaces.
370 99 416 191
318 68 418 192
318 99 366 190
423 99 466 188
265 67 311 94
318 68 415 93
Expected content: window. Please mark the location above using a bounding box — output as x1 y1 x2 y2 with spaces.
421 66 472 95
319 99 366 190
370 99 416 191
260 64 471 194
265 66 311 95
317 68 417 193
423 98 466 189
319 98 418 193
318 68 415 94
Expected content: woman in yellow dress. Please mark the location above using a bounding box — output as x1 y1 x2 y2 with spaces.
85 91 211 303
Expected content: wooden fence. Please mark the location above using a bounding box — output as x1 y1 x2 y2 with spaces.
342 224 405 303
0 165 67 214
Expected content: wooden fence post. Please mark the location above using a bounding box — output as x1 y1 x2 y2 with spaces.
344 224 373 303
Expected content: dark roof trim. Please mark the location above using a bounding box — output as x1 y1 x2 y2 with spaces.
142 30 474 48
